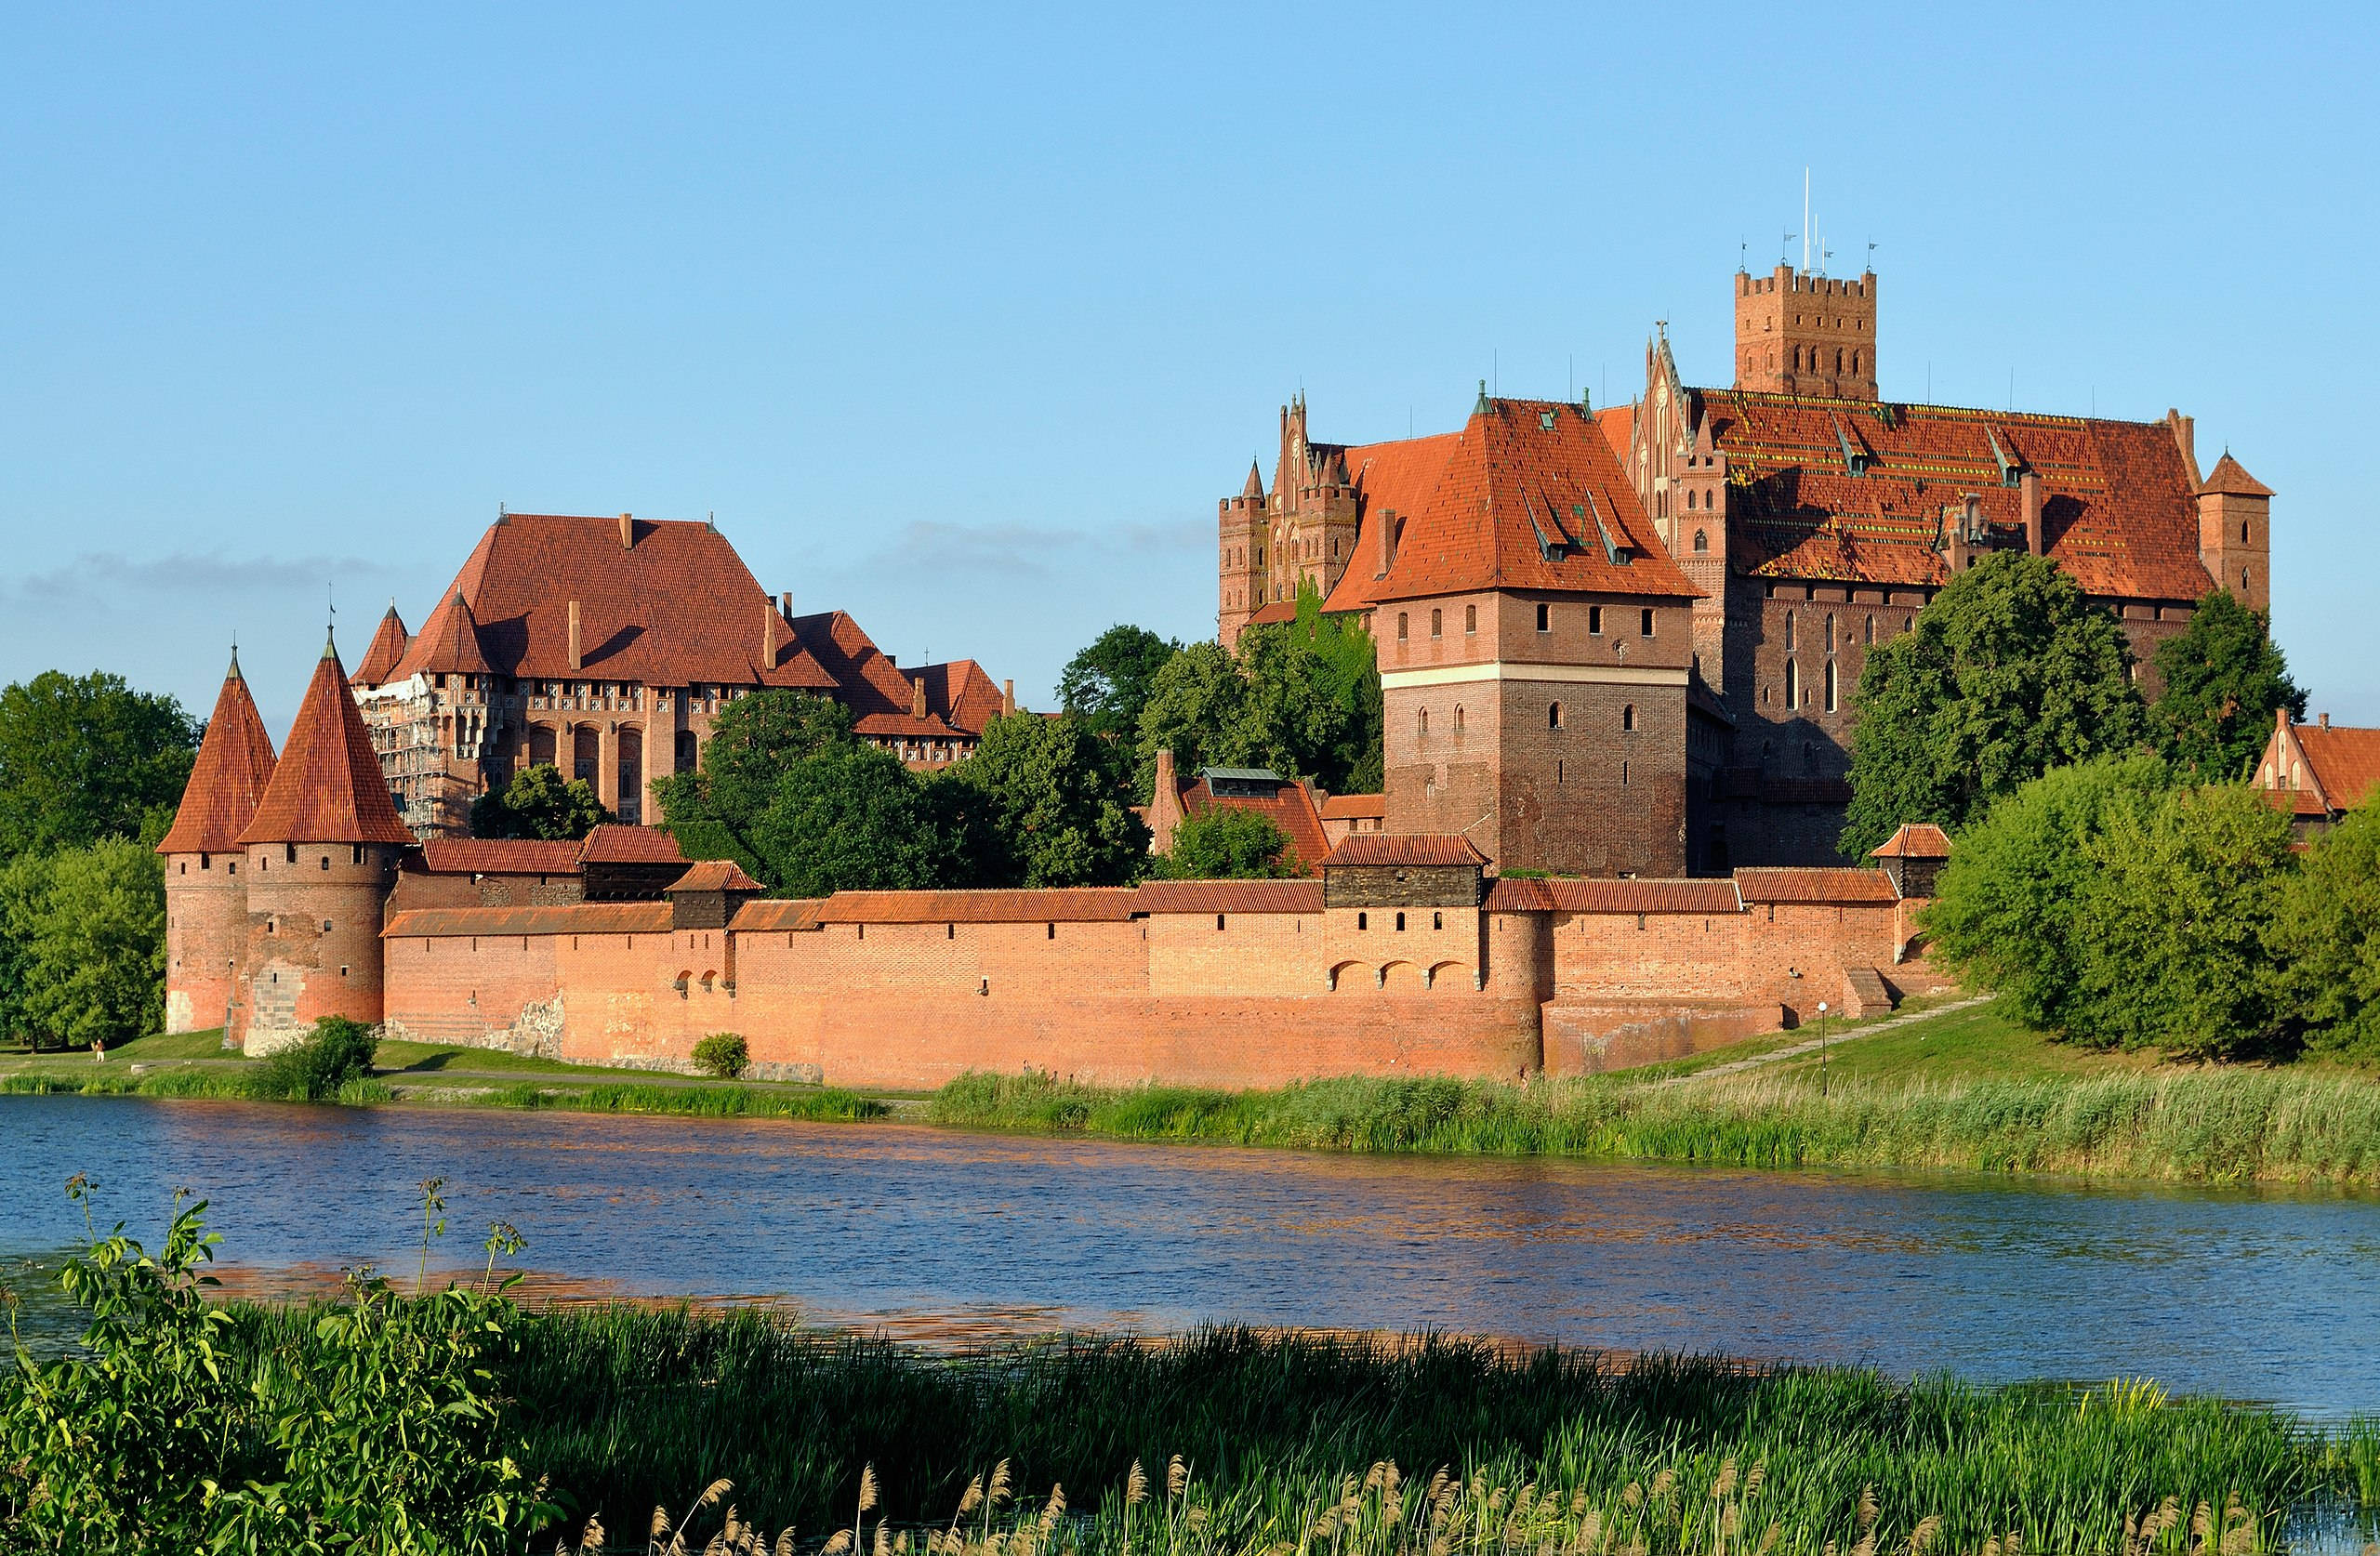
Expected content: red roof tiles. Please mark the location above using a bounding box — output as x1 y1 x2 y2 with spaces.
416 837 584 875
1320 835 1490 868
1174 773 1330 873
398 592 494 679
2294 724 2380 813
1733 867 1899 903
157 653 279 855
1322 400 1700 613
1869 823 1953 860
1130 879 1326 915
354 606 410 689
1485 877 1741 914
1319 793 1386 820
811 889 1144 924
577 824 688 864
730 898 825 932
385 903 673 938
1692 391 2215 600
237 637 416 847
668 860 764 893
2196 453 2273 498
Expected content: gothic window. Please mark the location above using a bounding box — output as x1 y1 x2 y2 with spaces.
1864 614 1875 646
1852 350 1862 374
1465 604 1476 634
1824 661 1838 713
1784 610 1796 651
1693 529 1708 553
1454 705 1464 732
1784 660 1800 707
1622 704 1636 732
1548 702 1564 730
1430 608 1442 639
1825 613 1836 652
1418 707 1428 734
1397 612 1408 641
2243 568 2252 591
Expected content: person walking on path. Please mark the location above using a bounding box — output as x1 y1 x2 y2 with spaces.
91 1037 106 1064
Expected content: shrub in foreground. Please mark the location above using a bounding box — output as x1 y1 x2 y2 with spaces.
247 1013 378 1101
692 1030 751 1078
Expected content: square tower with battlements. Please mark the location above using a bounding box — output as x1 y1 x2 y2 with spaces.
1735 264 1878 400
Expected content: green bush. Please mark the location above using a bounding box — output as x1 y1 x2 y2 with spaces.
249 1015 379 1101
690 1031 749 1078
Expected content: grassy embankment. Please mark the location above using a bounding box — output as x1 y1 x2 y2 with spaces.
212 1303 2380 1556
0 1028 887 1123
927 999 2380 1188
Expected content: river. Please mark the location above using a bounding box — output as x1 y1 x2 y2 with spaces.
4 1095 2375 1418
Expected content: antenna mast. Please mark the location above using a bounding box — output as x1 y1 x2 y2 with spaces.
1802 167 1810 275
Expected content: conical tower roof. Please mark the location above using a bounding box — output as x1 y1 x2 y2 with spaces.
156 650 280 855
353 603 411 687
236 632 416 847
2196 452 2273 498
1241 460 1264 500
393 590 494 679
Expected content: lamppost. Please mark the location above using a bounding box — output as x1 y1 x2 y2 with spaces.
1816 1000 1831 1098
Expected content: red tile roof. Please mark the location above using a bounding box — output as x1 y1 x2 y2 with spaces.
730 898 825 932
1692 392 2215 600
237 636 416 847
393 514 842 691
1130 879 1325 915
577 824 688 864
1320 835 1490 869
398 592 494 679
1733 867 1899 903
1174 773 1330 873
2295 724 2380 813
2196 453 2272 498
907 658 1009 734
354 606 410 688
385 903 673 938
1593 404 1637 467
1322 400 1699 613
1244 600 1299 627
1485 877 1741 914
668 859 763 893
157 653 279 855
1319 793 1386 820
1869 823 1953 860
416 837 583 875
787 610 978 741
811 888 1143 924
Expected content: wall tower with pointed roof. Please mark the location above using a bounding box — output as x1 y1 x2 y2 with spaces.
232 631 417 1052
157 650 279 1036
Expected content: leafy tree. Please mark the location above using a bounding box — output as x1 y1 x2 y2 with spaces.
2269 805 2380 1061
945 713 1148 887
0 837 167 1051
741 744 957 897
469 763 609 840
1134 641 1248 800
1157 808 1300 879
1283 584 1383 793
1058 625 1181 746
2069 783 2295 1058
1844 553 2148 857
0 670 198 862
652 692 870 879
1923 754 2174 1032
690 1032 749 1078
2149 589 2306 780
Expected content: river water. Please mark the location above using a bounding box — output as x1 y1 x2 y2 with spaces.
4 1095 2376 1418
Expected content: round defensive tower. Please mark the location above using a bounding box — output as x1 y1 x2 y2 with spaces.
233 630 418 1054
157 650 280 1038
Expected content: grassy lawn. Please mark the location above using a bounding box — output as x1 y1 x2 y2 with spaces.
1754 998 2160 1086
0 1026 241 1072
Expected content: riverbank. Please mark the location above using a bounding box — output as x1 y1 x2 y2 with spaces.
927 1001 2380 1188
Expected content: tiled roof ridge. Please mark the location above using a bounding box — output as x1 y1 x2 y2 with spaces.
156 652 281 855
236 634 416 847
354 604 411 688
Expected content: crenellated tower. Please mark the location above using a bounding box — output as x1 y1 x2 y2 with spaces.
233 630 417 1053
1735 263 1878 399
157 650 279 1039
1218 460 1267 650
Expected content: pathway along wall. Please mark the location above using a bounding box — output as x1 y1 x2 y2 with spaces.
381 878 1930 1089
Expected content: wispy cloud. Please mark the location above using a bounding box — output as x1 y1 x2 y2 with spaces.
0 551 403 602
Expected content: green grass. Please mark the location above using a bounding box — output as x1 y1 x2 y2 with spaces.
0 1068 393 1104
353 1307 2365 1555
426 1078 889 1121
927 1002 2380 1186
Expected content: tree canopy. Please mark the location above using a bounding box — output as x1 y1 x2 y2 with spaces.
469 764 610 841
943 712 1148 888
0 837 166 1049
2270 805 2380 1062
0 671 199 863
1843 553 2148 857
1156 808 1299 879
1057 626 1181 747
2149 589 2305 781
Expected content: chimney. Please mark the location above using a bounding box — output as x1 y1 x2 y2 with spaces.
780 591 793 617
2320 712 2331 730
762 606 777 667
1001 678 1015 716
2166 410 2202 487
1375 508 1397 577
567 600 583 670
2020 470 2043 556
618 512 634 548
1154 747 1177 802
910 675 927 719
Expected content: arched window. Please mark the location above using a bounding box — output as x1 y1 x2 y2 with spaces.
1418 707 1429 734
1397 612 1408 641
1784 659 1800 707
1464 603 1476 634
1454 705 1465 732
1548 702 1564 730
1693 529 1708 553
1784 610 1797 651
1825 613 1836 652
1621 704 1636 732
2242 568 2252 590
1824 660 1838 713
1863 614 1875 646
1852 349 1862 374
2241 521 2251 543
1430 608 1442 639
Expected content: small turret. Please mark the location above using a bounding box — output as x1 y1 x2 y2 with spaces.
158 650 279 1039
232 632 417 1053
354 604 410 688
2196 451 2273 615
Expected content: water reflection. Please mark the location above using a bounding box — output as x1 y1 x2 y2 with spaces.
3 1095 2375 1418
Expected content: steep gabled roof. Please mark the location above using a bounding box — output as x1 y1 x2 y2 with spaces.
787 609 974 741
668 859 764 893
157 652 279 855
907 658 1009 736
398 514 841 690
1322 399 1699 613
2196 452 2273 498
353 606 410 688
396 592 494 679
1689 391 2216 600
1869 823 1953 860
2294 723 2380 813
238 634 416 847
1173 771 1330 873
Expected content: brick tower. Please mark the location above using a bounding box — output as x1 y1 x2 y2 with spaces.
157 650 278 1039
1734 263 1878 399
233 631 416 1053
2195 452 2274 613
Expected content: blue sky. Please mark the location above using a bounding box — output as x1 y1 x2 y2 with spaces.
5 3 2374 732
